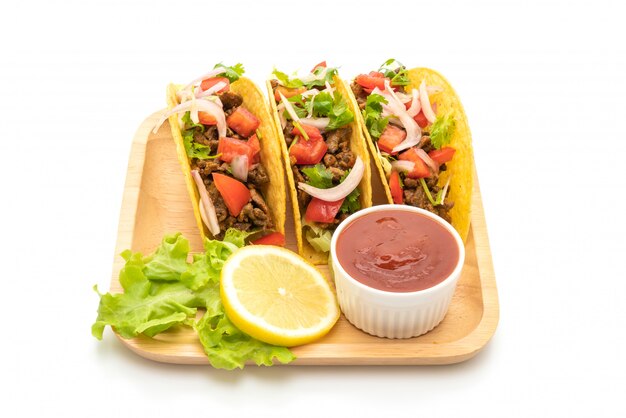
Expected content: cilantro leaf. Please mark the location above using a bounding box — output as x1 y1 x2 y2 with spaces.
180 112 219 159
312 91 333 117
326 92 354 130
363 94 389 139
215 62 245 83
302 164 334 189
339 170 361 213
272 69 304 89
429 114 456 149
379 58 410 86
303 67 338 89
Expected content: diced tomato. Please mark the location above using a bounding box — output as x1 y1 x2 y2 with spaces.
247 134 261 164
198 112 217 125
289 136 328 165
311 61 327 72
226 107 260 138
274 86 306 102
428 147 456 165
369 71 385 78
200 77 230 93
212 173 251 217
290 124 323 141
399 148 431 179
355 74 388 91
414 110 429 128
377 124 406 154
305 197 344 223
252 232 286 247
389 170 403 204
217 137 259 167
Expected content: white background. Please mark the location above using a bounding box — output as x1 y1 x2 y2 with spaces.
1 0 625 416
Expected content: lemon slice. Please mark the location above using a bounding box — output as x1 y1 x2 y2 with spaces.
220 245 340 347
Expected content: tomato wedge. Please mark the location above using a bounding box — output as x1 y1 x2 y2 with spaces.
200 77 230 93
289 136 328 165
305 198 344 223
389 170 403 204
226 107 260 138
212 173 251 217
217 137 259 167
369 71 385 78
274 86 306 102
252 232 286 247
311 61 327 72
291 124 323 141
248 134 261 164
198 112 217 125
377 124 406 154
428 147 456 165
414 110 429 128
355 74 388 91
399 148 430 179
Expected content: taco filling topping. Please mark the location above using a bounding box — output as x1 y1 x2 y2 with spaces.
155 63 278 241
270 62 362 252
351 59 457 223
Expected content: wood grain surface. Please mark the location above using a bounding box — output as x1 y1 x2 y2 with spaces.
108 112 499 365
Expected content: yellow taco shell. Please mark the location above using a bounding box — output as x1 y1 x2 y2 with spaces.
351 67 473 242
167 77 286 242
266 75 372 264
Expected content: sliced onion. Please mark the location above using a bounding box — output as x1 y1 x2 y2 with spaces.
191 170 220 236
278 91 301 123
415 148 439 175
196 81 227 98
406 89 421 117
299 67 328 84
439 175 452 204
419 80 437 124
301 88 320 97
427 85 443 94
301 117 329 130
391 160 415 173
376 81 421 154
231 155 249 182
324 81 334 95
298 156 364 201
180 68 226 92
153 98 226 136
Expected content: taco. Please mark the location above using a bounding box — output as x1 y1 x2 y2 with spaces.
266 62 372 264
348 59 473 241
154 63 286 245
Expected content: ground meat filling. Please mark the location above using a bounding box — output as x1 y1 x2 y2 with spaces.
349 81 453 222
188 91 273 238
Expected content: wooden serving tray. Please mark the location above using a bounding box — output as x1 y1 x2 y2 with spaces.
109 112 499 366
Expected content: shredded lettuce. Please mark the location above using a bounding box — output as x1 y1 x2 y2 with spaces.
304 223 333 253
92 231 295 370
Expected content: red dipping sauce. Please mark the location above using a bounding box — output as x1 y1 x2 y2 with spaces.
336 210 460 292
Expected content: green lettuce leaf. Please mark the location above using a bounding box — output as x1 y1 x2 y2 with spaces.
180 112 220 160
194 282 295 370
92 230 295 369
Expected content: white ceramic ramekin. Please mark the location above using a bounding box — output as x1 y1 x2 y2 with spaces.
330 204 465 339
